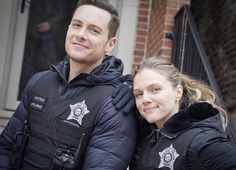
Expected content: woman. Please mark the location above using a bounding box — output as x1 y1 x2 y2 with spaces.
130 57 236 170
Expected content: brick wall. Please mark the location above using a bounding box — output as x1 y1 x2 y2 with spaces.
146 0 166 57
191 0 236 114
133 0 151 69
133 0 190 70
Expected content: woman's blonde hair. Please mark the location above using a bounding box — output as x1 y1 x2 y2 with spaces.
135 57 227 129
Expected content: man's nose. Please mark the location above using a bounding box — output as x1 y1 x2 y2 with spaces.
76 27 87 39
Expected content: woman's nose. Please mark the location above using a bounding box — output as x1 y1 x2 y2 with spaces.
142 92 152 104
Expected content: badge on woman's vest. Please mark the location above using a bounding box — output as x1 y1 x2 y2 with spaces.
158 144 179 170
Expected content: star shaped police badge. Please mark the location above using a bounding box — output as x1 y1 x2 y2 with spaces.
158 144 179 170
67 100 90 125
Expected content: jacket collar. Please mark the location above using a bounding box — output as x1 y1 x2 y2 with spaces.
145 102 222 142
50 55 124 86
164 102 220 133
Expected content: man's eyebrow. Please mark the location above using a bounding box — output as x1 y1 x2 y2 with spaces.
71 19 80 23
70 19 102 30
89 24 103 31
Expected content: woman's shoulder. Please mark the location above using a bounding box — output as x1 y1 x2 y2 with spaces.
190 127 226 148
187 127 236 169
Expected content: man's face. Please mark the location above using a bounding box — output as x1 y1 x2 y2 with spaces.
65 5 116 70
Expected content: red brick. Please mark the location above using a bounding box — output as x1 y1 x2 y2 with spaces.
164 24 174 32
137 30 148 37
134 50 144 56
166 8 178 16
136 36 146 42
136 42 145 49
138 16 148 22
140 3 150 9
137 22 148 30
162 39 173 48
139 9 149 16
167 0 178 8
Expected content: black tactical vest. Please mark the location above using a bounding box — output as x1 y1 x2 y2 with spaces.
130 127 206 170
20 71 115 170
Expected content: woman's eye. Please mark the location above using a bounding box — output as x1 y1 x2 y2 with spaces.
152 88 160 93
134 93 143 99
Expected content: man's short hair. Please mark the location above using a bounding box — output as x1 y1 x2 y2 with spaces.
76 0 120 39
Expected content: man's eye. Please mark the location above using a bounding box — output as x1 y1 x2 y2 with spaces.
71 23 81 29
90 28 100 34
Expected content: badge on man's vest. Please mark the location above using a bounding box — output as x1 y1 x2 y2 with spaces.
158 144 179 170
67 100 90 125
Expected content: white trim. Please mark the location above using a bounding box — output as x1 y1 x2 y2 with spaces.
116 0 139 74
0 0 19 117
0 0 14 109
5 0 30 110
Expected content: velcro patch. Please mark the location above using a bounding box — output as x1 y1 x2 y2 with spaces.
30 94 47 111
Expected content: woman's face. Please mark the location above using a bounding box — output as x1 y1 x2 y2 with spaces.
133 68 183 128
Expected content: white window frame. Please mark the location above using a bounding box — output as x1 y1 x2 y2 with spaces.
5 0 30 110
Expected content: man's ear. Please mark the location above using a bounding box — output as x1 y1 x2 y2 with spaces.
105 37 117 53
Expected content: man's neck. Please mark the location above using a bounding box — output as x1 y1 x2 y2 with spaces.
68 60 102 82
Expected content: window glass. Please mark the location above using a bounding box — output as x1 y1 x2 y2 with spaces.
18 0 78 99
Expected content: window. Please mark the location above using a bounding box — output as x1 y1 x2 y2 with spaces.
5 0 122 110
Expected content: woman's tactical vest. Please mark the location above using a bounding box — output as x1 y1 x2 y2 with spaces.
130 127 206 170
18 71 116 170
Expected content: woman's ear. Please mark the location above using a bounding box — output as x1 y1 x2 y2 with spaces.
175 84 183 102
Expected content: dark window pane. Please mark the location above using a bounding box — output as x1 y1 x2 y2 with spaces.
18 0 77 99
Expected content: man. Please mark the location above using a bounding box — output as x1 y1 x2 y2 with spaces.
0 0 138 169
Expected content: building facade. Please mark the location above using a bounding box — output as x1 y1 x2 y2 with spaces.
1 0 235 132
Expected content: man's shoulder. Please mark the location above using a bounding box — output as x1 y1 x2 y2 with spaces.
24 70 53 94
30 70 52 83
97 96 138 127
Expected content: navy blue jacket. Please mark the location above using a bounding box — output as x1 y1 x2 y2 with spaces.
130 102 236 170
0 55 138 170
